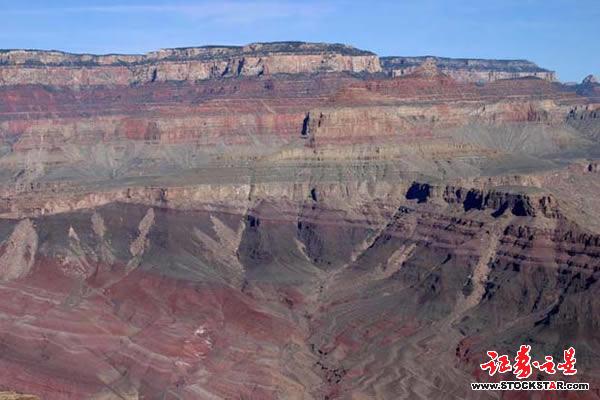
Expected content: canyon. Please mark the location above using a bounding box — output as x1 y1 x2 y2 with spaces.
0 42 599 400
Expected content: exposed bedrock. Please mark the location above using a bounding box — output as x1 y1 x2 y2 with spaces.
0 42 561 87
0 41 599 400
0 73 594 171
0 190 598 399
0 393 39 400
0 42 381 86
381 56 556 82
406 181 562 218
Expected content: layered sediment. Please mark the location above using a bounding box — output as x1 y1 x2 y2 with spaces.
0 41 599 400
0 42 381 86
381 56 556 82
0 41 560 86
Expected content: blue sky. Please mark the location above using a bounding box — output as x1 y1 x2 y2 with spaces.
1 0 598 81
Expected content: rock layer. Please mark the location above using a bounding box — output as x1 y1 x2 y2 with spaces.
0 41 562 86
381 56 556 82
0 42 599 399
0 42 381 86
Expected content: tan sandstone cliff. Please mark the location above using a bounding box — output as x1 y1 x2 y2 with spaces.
0 42 381 86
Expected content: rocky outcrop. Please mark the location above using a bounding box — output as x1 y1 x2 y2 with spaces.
406 181 562 218
381 56 556 83
582 74 598 85
0 219 38 281
575 75 600 100
0 42 565 87
0 393 39 400
0 42 381 86
0 178 598 399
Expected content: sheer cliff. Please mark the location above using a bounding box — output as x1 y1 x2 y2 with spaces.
0 42 381 86
381 56 556 82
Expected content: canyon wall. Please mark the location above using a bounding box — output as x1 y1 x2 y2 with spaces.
381 56 557 82
0 42 562 87
0 42 381 86
0 41 599 400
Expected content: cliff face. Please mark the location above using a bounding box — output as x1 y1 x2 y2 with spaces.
0 42 599 400
381 56 557 82
0 42 381 86
0 42 560 86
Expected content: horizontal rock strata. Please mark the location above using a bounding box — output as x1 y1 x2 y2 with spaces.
0 41 598 399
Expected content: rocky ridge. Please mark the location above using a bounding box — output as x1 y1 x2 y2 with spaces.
0 42 381 86
381 55 556 82
583 74 599 85
0 41 563 86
